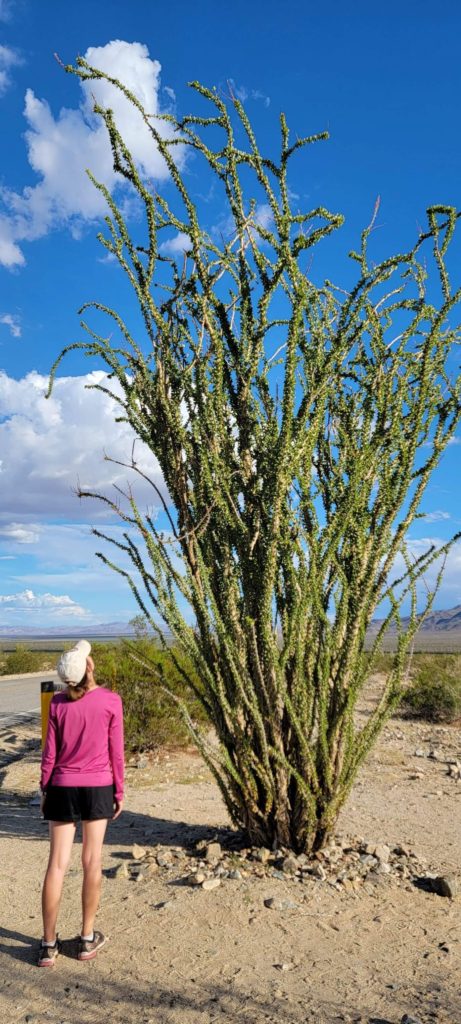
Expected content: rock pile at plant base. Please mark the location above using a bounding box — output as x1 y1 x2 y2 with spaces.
109 835 457 900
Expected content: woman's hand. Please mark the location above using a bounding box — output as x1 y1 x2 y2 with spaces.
113 798 124 820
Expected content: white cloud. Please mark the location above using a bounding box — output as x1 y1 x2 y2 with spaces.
228 80 270 108
0 215 25 267
0 588 87 617
447 436 461 446
213 201 274 242
0 43 22 95
389 536 461 611
159 231 192 256
0 369 166 519
254 203 274 230
0 523 39 543
0 40 183 267
0 312 21 337
421 510 451 523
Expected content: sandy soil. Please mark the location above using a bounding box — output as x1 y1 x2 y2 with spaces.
0 688 460 1024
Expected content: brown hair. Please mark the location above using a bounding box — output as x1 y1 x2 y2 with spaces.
66 672 90 702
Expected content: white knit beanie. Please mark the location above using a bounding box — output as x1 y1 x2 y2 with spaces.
56 640 91 685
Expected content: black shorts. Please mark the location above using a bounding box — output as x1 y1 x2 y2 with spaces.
43 784 115 822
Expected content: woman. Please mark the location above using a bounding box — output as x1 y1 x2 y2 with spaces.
38 640 124 967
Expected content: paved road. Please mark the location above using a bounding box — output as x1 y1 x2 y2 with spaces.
0 672 58 728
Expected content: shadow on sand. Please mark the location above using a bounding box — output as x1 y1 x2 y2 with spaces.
0 733 241 852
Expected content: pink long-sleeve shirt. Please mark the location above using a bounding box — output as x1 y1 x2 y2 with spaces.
40 687 125 800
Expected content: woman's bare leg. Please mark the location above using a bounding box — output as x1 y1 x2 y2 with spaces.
41 821 76 942
81 819 108 937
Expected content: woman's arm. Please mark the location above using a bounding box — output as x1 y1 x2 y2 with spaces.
108 694 125 805
40 700 58 792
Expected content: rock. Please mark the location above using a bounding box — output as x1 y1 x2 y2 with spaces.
253 847 271 863
201 877 221 891
228 869 242 880
374 843 391 864
131 844 147 860
264 897 298 911
145 861 159 877
310 864 327 880
428 748 440 760
431 874 458 898
281 856 299 874
205 842 222 863
270 869 286 881
114 862 129 879
401 1016 424 1024
360 854 377 868
136 755 148 769
156 852 173 868
187 872 206 886
414 749 426 757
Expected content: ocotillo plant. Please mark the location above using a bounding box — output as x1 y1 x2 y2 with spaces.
49 57 461 852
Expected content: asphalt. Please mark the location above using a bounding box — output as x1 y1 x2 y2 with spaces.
0 671 58 728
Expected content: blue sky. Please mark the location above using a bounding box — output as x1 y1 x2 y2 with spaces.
0 0 460 628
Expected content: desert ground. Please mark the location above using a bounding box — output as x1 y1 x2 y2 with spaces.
0 679 460 1024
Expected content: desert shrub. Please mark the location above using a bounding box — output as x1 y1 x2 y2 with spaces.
364 651 394 676
1 645 47 675
92 639 208 751
402 654 461 722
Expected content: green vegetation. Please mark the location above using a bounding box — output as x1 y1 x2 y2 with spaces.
93 637 208 751
402 654 461 722
0 645 51 676
48 57 461 853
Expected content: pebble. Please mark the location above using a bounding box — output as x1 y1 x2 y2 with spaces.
282 856 299 874
228 869 242 880
156 852 173 868
187 872 206 886
401 1016 424 1024
310 864 327 880
264 897 298 911
131 844 147 860
114 862 129 879
414 749 426 757
205 842 222 863
431 874 458 898
201 877 221 891
374 843 391 864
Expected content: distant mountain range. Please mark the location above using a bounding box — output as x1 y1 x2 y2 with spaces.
367 605 461 634
0 621 148 639
1 606 461 639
